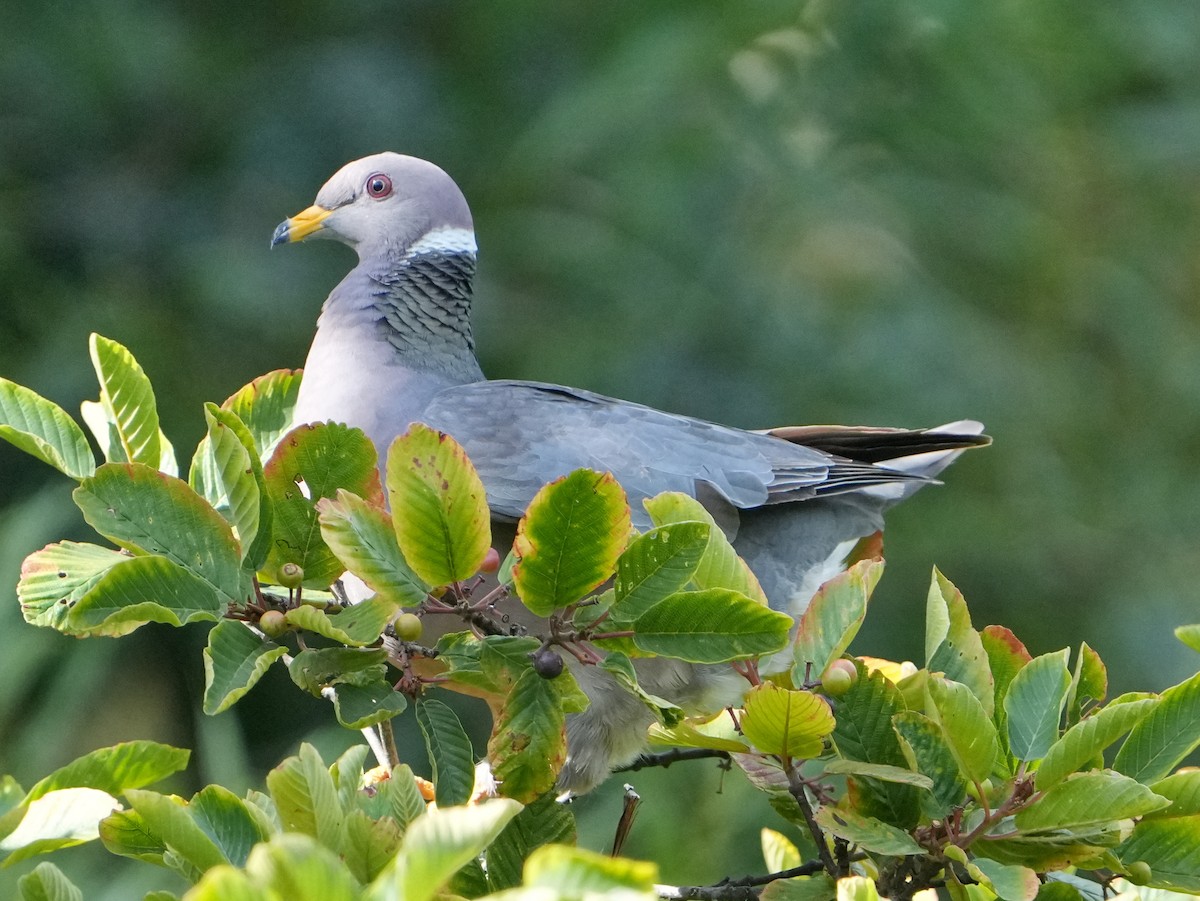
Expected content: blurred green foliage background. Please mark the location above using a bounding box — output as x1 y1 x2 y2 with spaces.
2 0 1199 894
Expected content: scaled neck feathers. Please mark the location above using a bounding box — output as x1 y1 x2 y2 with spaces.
321 227 484 384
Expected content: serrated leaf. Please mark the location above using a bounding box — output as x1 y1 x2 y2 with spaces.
244 832 360 901
286 647 390 696
186 785 270 869
264 422 382 588
203 620 288 715
370 799 521 901
794 558 884 681
644 491 767 603
485 792 576 892
341 809 405 884
606 521 709 625
1114 671 1200 783
927 677 1000 784
489 668 567 802
283 596 398 646
0 788 120 864
17 541 126 630
317 489 427 606
1005 648 1071 762
16 861 82 901
386 423 490 587
122 790 227 873
632 589 792 662
1117 815 1200 892
65 554 226 636
1017 771 1168 831
926 568 994 717
87 334 162 468
74 462 247 604
264 744 343 848
831 666 920 828
512 469 629 615
222 369 303 461
189 404 271 568
893 711 968 819
814 807 922 855
741 683 834 758
0 377 94 479
26 741 190 803
1036 697 1158 790
416 699 476 807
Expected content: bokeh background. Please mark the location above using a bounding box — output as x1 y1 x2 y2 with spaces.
3 0 1199 894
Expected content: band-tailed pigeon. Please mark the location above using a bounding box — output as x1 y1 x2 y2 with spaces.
273 152 987 793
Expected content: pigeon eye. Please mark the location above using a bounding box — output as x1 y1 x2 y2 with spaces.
366 174 392 198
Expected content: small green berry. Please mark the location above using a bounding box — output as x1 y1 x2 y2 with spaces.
277 562 304 589
259 609 288 637
1125 862 1152 886
820 658 858 697
394 613 424 642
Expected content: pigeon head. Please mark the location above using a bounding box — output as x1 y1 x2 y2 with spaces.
271 152 475 261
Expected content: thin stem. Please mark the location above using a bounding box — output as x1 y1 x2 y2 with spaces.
615 748 732 774
786 766 838 878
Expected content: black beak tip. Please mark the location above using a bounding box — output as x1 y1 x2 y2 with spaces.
270 220 290 248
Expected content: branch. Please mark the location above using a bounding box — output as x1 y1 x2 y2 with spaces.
656 862 827 901
614 748 732 774
786 768 839 878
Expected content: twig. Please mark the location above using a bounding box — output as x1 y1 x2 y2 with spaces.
615 748 733 774
786 767 838 878
656 861 827 901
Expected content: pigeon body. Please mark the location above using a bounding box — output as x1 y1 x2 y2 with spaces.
274 152 987 793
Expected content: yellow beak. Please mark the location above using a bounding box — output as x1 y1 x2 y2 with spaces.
271 204 333 246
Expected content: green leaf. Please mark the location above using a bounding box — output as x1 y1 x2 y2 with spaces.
485 792 576 892
980 624 1032 756
925 568 994 717
17 861 82 901
831 666 920 828
1117 815 1200 892
1070 642 1108 722
415 699 476 807
836 876 880 901
184 865 271 901
243 832 360 901
121 789 227 873
369 799 521 901
599 653 683 725
98 808 167 864
185 785 270 869
16 541 126 630
1036 697 1158 790
970 859 1040 901
1016 771 1169 832
86 334 162 468
740 683 835 758
1113 671 1200 783
386 423 491 587
317 489 428 606
0 377 94 480
793 558 884 680
821 760 933 789
1176 625 1200 654
0 788 120 865
488 668 567 803
287 647 390 696
264 422 382 588
609 521 710 620
1005 648 1071 762
632 588 792 662
761 875 837 901
356 765 426 828
761 827 802 873
331 682 408 730
523 843 658 894
927 676 1000 784
283 596 399 646
26 741 190 802
264 744 343 848
1146 770 1200 818
512 468 629 615
66 554 227 636
892 711 968 819
222 369 303 460
813 808 922 856
189 404 271 568
340 809 405 884
74 462 247 603
203 621 288 715
648 710 749 752
644 491 767 603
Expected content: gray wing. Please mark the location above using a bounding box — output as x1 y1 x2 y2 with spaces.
420 380 924 528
